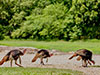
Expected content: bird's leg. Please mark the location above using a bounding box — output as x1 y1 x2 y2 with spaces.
40 57 44 65
88 60 92 65
9 53 13 67
19 56 21 64
10 59 13 67
82 59 87 67
15 60 23 67
46 58 48 63
82 59 83 67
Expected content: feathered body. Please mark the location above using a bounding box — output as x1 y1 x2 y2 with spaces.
32 49 53 65
0 49 26 67
69 49 95 67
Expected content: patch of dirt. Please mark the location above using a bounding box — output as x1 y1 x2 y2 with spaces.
0 46 100 75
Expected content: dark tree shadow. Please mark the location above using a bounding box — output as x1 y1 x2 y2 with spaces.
88 65 100 67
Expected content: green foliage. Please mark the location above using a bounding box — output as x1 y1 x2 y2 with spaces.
70 0 100 39
0 0 100 40
11 3 68 40
0 25 4 40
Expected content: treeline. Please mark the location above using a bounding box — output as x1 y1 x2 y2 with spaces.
0 0 100 41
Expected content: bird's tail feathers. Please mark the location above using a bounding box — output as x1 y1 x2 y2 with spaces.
0 55 8 65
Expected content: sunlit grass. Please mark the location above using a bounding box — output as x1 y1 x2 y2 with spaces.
0 39 100 54
0 67 83 75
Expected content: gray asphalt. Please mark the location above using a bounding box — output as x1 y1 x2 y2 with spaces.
0 52 100 75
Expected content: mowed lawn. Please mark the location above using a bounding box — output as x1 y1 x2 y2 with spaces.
0 67 83 75
0 39 100 54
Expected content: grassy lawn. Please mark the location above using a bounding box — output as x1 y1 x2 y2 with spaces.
0 67 83 75
0 39 100 54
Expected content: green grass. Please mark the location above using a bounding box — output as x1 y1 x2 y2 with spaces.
0 67 83 75
0 39 100 54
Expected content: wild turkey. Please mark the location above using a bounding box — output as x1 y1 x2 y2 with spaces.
32 49 53 65
69 49 95 67
0 49 27 67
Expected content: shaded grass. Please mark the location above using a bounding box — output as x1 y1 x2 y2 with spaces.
0 39 100 54
0 67 83 75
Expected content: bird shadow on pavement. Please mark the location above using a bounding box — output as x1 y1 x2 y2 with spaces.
88 65 100 68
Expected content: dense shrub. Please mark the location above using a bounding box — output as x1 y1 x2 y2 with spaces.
0 0 100 40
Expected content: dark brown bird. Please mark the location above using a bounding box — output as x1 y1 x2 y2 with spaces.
32 49 53 65
69 49 95 67
0 49 27 67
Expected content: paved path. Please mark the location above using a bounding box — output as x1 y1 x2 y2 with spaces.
0 51 100 75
